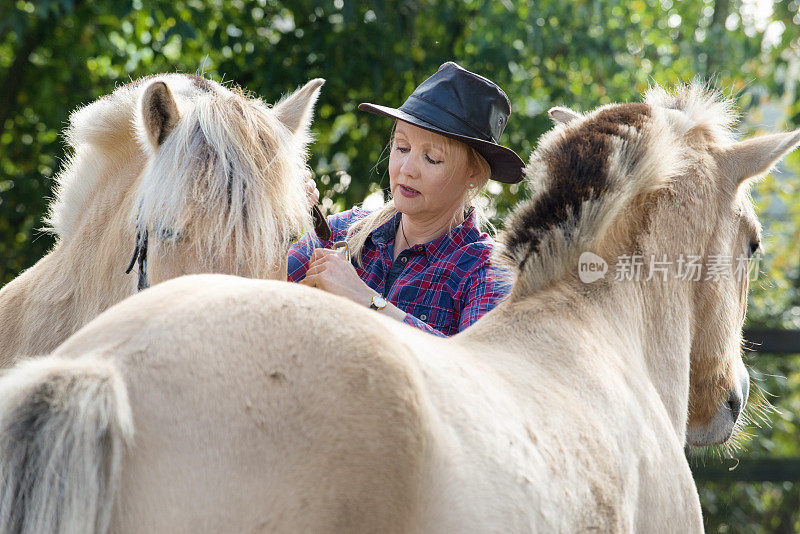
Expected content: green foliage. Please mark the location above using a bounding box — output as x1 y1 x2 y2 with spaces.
2 1 800 530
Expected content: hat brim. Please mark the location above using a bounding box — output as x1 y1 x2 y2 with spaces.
358 103 525 184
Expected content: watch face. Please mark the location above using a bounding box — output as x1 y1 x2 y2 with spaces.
372 296 388 309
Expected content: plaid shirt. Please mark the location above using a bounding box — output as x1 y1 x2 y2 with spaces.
287 207 512 337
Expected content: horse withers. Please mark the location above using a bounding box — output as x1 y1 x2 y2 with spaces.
0 73 323 364
0 85 797 533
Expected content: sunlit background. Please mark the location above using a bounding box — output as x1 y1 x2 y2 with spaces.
1 1 799 530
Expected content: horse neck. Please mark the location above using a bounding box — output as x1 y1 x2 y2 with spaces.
463 268 693 440
65 154 145 316
0 154 144 361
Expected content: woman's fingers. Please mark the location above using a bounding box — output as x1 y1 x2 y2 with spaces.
309 247 347 265
302 247 371 305
302 249 337 286
304 171 319 208
304 261 324 278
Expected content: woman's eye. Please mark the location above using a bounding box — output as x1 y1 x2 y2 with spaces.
395 146 410 153
425 154 442 164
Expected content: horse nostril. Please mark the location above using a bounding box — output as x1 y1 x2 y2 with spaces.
727 393 742 421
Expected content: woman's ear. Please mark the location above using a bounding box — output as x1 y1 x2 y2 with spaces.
462 148 491 192
465 162 482 191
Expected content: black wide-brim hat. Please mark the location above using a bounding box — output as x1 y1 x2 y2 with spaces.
359 62 525 184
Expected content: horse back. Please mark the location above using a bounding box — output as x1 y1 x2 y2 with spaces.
51 274 432 533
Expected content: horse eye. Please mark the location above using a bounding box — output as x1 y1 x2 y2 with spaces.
156 226 179 242
748 240 760 257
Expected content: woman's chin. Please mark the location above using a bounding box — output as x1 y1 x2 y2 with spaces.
393 196 420 214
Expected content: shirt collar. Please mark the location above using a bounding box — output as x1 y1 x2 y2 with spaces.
369 211 402 245
368 209 481 258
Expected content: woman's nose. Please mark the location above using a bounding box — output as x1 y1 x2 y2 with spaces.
400 154 419 178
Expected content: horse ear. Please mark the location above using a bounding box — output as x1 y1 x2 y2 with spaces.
715 129 800 186
548 107 581 125
141 81 180 148
274 78 325 134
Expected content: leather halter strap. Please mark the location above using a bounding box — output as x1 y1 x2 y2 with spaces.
125 229 150 291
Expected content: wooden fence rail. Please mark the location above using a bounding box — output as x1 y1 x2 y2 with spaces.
692 458 800 482
742 328 800 354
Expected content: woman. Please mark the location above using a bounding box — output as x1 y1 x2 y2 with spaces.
288 62 525 337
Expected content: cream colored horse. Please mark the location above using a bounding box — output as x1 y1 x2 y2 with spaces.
0 73 322 364
1 85 798 533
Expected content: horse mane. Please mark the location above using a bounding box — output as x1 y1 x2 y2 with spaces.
45 74 312 274
45 78 146 239
497 82 737 297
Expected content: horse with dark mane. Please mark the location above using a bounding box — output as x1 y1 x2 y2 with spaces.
0 84 797 533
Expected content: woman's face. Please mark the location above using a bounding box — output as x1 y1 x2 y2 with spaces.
388 122 474 222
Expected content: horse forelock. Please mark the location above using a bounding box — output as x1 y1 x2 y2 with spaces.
133 80 311 274
644 81 737 145
498 99 684 294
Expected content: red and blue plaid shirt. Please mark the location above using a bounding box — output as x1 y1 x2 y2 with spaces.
287 207 513 337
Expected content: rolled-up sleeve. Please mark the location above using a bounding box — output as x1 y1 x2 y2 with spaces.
403 313 448 337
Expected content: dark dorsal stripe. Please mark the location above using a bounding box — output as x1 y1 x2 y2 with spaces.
502 103 651 266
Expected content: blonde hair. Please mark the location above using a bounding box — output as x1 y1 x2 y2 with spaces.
347 131 492 266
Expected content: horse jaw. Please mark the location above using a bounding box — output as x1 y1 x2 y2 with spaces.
274 78 325 135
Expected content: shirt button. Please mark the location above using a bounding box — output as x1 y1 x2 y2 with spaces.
420 314 427 321
401 257 407 263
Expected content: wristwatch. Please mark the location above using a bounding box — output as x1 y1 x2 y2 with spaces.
369 295 388 311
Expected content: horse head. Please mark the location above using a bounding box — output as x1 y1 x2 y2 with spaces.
0 74 323 360
500 83 800 447
131 75 322 286
48 73 322 292
641 86 800 446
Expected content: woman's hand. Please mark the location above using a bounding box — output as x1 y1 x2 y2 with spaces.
303 170 320 209
300 248 375 306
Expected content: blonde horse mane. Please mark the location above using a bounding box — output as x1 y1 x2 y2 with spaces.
45 79 143 240
45 74 314 275
498 82 738 296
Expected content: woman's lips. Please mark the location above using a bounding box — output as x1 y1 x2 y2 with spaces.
398 184 421 198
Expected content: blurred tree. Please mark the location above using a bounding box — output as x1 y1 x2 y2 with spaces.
1 1 800 530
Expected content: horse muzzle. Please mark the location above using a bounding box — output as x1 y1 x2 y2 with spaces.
686 360 750 447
